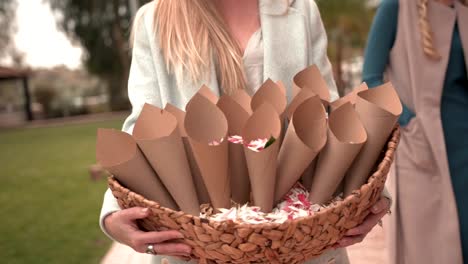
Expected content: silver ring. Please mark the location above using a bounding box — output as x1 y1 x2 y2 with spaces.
146 244 156 255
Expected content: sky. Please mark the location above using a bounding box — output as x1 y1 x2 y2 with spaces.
12 0 83 69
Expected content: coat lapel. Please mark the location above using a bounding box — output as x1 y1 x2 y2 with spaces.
260 0 307 102
419 1 456 184
456 1 468 74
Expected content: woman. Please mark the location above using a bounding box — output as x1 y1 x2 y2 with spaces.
363 0 468 263
100 0 390 263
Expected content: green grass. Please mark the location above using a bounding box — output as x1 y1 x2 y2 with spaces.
0 120 123 264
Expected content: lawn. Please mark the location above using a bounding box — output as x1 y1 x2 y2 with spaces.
0 119 124 264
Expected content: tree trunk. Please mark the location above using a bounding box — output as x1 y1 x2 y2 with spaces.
109 0 131 111
335 34 345 97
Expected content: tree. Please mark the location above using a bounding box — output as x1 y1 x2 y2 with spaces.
47 0 151 111
0 0 23 65
316 0 375 96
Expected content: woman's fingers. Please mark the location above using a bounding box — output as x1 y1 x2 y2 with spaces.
118 207 150 222
346 209 386 236
371 197 390 214
345 198 390 236
337 235 366 247
138 230 185 244
347 209 387 236
130 231 186 253
154 243 192 256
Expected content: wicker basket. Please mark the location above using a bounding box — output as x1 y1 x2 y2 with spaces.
109 127 400 264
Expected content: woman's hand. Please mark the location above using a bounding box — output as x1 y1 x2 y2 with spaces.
335 197 390 248
104 207 192 257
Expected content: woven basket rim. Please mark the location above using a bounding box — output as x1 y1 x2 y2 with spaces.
108 126 400 229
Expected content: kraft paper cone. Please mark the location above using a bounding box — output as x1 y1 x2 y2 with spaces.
292 82 301 99
133 104 200 215
185 93 231 210
164 103 187 137
276 80 287 96
344 82 402 196
230 89 253 115
301 160 317 191
330 83 368 112
194 85 219 106
334 181 344 197
275 96 327 202
251 79 287 117
242 103 282 212
284 88 316 120
164 103 211 204
199 85 219 104
185 85 219 112
96 129 178 210
293 65 331 106
217 95 251 204
183 138 211 205
309 103 367 204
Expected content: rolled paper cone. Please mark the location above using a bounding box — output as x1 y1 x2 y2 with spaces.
344 82 402 196
230 89 253 115
334 181 345 197
96 129 178 210
275 96 327 202
292 82 301 99
309 103 367 204
329 83 369 112
133 104 200 215
185 93 231 210
276 80 287 96
242 103 282 212
284 88 316 121
164 103 210 204
186 85 219 111
183 137 211 205
251 79 287 118
198 85 219 104
293 65 331 107
164 103 187 137
217 95 251 204
301 160 317 191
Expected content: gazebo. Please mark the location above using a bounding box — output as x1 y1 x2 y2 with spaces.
0 66 33 121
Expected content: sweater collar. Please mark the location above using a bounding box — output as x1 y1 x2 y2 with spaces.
259 0 295 15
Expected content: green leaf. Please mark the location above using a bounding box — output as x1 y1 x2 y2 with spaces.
264 136 276 149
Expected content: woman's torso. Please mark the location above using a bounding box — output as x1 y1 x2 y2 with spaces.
130 0 346 263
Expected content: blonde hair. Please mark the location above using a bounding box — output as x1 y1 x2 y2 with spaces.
154 0 246 95
417 0 468 60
